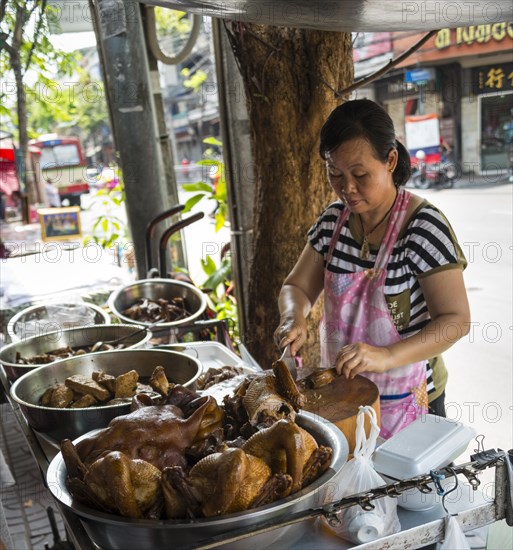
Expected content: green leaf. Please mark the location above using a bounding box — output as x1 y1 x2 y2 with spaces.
200 255 217 276
202 259 232 290
203 137 223 147
196 159 223 167
215 213 225 232
215 179 227 202
101 218 109 232
182 194 206 212
182 182 212 193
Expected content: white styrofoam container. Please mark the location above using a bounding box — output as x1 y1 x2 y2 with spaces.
372 414 476 479
373 415 476 511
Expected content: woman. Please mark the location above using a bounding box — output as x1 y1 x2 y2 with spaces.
274 99 470 439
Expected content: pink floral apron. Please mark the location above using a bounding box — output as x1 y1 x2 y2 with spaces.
319 188 428 439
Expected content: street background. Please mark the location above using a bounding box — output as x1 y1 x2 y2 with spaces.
412 179 512 491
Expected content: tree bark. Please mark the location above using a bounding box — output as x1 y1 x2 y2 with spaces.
7 3 35 205
226 25 353 370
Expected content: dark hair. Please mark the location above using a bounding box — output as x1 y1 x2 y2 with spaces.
319 99 411 187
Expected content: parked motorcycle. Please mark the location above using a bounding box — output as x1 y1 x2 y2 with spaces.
411 150 457 189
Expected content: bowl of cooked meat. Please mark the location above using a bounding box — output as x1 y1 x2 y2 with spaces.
7 302 111 343
46 367 349 549
9 349 202 442
0 324 153 382
108 279 207 329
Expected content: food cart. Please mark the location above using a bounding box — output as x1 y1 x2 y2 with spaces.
0 337 511 550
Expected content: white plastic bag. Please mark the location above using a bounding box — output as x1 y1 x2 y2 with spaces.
323 406 401 544
440 515 471 549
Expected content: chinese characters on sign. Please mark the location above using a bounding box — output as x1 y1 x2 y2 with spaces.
435 22 513 49
473 63 513 94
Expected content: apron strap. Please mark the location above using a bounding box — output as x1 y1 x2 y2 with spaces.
326 204 350 266
374 188 411 270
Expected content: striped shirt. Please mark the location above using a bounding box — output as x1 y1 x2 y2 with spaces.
308 199 467 395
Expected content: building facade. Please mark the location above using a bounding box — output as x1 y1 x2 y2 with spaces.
354 23 513 175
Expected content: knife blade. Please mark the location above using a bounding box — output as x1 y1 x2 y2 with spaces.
279 344 297 380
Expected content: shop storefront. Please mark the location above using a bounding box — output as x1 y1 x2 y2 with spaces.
474 62 513 172
356 23 513 174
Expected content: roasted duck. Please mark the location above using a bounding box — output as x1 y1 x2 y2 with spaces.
61 365 333 520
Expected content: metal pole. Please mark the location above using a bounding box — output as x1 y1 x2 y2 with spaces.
212 18 255 339
141 5 186 271
91 0 171 279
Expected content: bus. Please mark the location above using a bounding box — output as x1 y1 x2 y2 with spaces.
31 134 90 206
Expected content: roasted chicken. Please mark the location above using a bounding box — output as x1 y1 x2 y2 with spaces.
61 365 333 521
163 419 332 518
74 393 224 471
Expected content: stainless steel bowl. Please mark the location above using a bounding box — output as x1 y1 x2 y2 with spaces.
10 349 202 442
46 412 348 549
7 302 110 343
0 325 152 382
107 278 207 328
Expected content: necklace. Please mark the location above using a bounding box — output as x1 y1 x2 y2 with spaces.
358 193 397 260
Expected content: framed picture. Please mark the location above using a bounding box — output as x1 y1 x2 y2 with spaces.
38 207 82 242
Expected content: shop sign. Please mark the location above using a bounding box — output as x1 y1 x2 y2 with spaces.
353 32 392 62
435 22 513 49
472 62 513 94
405 68 435 84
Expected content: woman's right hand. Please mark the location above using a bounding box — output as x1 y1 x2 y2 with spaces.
273 315 308 356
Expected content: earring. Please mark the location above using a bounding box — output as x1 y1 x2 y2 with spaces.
389 167 394 172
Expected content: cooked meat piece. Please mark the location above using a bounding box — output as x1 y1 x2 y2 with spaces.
65 375 111 401
197 366 243 390
149 366 169 396
122 297 192 323
93 370 116 394
71 394 98 408
122 304 141 319
115 370 139 398
40 387 55 407
49 383 74 408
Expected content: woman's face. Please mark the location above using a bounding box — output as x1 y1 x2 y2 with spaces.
325 138 397 213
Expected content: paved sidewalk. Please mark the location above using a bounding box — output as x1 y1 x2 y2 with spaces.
0 404 67 550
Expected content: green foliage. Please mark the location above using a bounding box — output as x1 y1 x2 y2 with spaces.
27 75 109 138
181 138 238 341
154 7 191 37
180 67 207 93
82 181 128 251
0 1 81 136
182 156 227 232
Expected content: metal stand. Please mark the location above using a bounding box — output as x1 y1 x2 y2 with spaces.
1 358 510 550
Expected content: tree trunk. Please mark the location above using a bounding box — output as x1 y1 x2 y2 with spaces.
8 3 37 206
226 25 353 370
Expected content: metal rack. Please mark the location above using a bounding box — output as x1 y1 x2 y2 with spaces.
1 352 511 550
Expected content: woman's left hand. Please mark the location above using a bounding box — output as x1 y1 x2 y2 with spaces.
335 343 394 379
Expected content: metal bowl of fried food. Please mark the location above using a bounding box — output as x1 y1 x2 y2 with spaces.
107 278 207 329
46 411 349 550
9 349 202 442
0 325 153 382
7 302 111 343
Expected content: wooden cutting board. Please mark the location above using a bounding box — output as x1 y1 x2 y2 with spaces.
301 373 380 457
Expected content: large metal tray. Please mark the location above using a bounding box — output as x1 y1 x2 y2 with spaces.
157 341 262 374
157 342 262 404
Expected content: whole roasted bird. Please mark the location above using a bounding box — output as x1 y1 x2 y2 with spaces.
60 362 332 520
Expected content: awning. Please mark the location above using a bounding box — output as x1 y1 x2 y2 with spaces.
140 1 513 31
